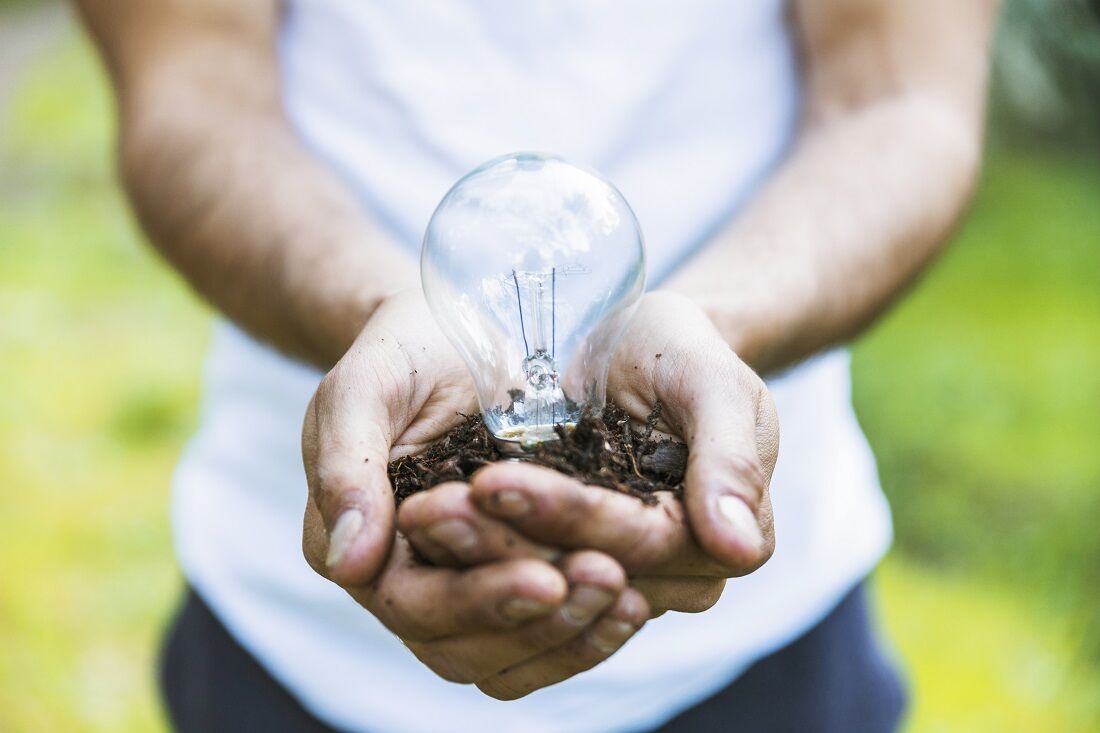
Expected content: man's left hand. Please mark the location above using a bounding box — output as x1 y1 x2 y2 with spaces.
400 292 780 617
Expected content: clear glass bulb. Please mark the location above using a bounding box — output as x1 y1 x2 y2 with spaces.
421 152 646 452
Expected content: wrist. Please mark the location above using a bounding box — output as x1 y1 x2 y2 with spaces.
692 296 768 370
650 288 766 371
313 248 418 366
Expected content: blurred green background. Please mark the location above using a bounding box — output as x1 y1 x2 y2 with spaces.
1 3 1098 732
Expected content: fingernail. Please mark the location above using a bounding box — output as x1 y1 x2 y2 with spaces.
561 586 614 626
588 620 636 654
425 519 478 555
490 490 531 517
499 598 555 622
326 509 364 569
717 495 764 553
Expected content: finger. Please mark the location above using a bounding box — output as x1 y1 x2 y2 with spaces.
470 462 728 576
407 550 625 683
477 587 650 700
358 539 567 642
629 576 726 615
301 375 398 586
609 292 779 573
397 481 561 567
679 382 778 573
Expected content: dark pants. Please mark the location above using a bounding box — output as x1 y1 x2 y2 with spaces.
160 582 906 733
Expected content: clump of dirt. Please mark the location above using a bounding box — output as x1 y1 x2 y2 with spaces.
388 401 688 506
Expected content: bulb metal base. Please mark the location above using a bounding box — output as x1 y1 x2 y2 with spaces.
492 422 576 455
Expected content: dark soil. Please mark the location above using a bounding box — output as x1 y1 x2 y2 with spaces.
388 401 689 506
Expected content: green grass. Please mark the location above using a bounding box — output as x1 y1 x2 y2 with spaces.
0 31 208 733
1 26 1098 733
875 562 1100 732
851 146 1100 732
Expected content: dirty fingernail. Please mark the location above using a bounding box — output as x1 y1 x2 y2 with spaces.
717 495 764 553
425 519 478 555
326 509 364 569
490 491 531 517
588 619 636 654
500 598 555 621
562 586 614 626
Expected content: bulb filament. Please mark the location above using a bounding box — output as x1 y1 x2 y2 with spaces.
512 267 565 440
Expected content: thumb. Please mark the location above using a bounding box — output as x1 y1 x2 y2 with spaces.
679 372 779 573
609 292 779 572
302 363 397 587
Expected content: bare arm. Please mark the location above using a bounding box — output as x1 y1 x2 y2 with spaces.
78 2 650 694
75 0 415 367
397 0 1006 649
664 0 1000 374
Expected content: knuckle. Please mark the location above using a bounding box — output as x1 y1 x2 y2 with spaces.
571 482 601 516
609 501 682 571
380 599 437 642
560 550 626 590
583 612 644 662
632 515 683 569
547 481 600 535
607 585 646 625
575 639 612 667
426 482 475 520
374 367 409 411
614 587 652 625
514 618 573 656
724 454 767 507
393 496 427 534
314 473 366 522
396 482 470 534
448 574 508 630
385 613 424 642
369 339 422 413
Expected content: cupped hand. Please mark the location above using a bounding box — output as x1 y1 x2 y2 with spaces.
302 288 476 586
400 291 779 615
301 289 648 697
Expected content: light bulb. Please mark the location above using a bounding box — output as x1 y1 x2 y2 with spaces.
421 152 646 452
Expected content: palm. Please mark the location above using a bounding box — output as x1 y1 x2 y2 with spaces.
390 363 477 458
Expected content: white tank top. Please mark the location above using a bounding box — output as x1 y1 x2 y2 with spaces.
172 2 893 731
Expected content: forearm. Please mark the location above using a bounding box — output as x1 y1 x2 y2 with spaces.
79 0 415 368
665 0 996 375
117 77 415 368
119 96 414 367
664 96 981 374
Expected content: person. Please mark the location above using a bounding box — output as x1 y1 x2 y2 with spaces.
76 1 998 731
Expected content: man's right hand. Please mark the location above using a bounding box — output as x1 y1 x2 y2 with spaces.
301 290 648 697
301 288 478 585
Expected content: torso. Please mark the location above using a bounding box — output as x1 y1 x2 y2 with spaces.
170 3 893 731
